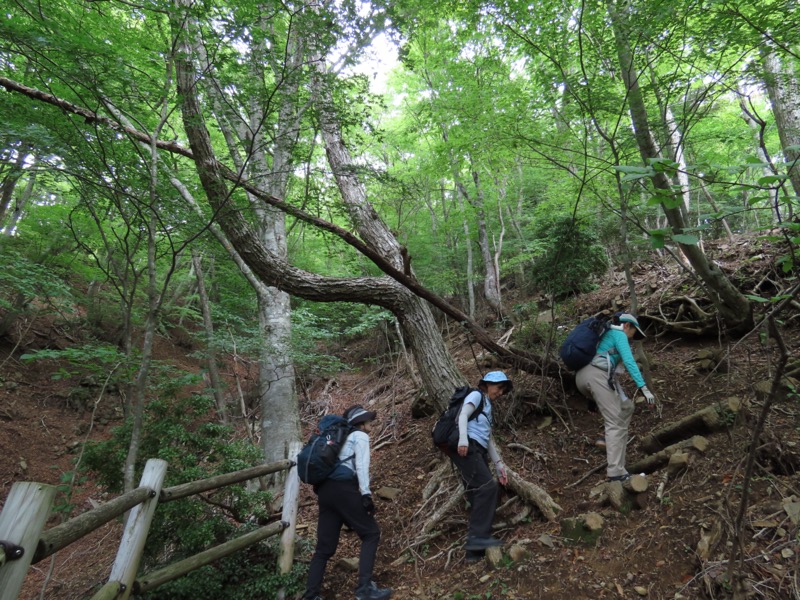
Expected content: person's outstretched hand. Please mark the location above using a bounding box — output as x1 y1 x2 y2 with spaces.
640 386 656 405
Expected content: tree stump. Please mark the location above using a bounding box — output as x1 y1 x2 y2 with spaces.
598 475 648 512
486 545 504 566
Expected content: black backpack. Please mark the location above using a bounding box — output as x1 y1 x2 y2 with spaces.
431 386 485 455
559 315 612 371
297 414 354 485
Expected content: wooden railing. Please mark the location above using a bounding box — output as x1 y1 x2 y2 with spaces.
0 443 302 600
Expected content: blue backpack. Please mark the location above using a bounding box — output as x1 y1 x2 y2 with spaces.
297 415 354 485
559 315 612 371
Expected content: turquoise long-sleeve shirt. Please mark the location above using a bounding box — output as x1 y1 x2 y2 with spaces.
596 327 646 388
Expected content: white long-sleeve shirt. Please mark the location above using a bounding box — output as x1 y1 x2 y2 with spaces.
336 430 372 495
457 396 502 466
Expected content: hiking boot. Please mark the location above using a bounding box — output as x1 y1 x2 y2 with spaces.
355 581 392 600
464 536 503 550
465 549 485 563
607 473 631 482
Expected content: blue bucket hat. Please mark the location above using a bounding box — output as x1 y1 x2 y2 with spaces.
479 371 513 392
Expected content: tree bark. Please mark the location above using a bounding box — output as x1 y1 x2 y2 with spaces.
191 249 228 423
172 15 467 412
0 155 35 235
761 48 800 204
0 144 31 227
309 52 466 407
189 16 302 471
469 166 503 314
608 0 753 335
639 397 743 453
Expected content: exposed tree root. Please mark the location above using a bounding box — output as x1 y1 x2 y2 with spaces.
504 464 561 521
409 456 561 559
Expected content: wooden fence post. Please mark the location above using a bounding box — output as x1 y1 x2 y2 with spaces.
277 441 302 594
0 482 57 600
107 458 168 600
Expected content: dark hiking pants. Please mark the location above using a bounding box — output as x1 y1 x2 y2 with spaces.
450 439 498 539
304 478 381 598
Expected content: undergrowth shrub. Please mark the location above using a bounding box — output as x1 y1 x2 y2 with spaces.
527 215 608 297
0 248 75 331
82 390 304 598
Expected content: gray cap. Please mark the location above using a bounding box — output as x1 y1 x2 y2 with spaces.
618 313 645 340
344 405 377 426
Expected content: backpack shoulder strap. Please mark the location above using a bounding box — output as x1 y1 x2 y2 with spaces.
467 390 485 422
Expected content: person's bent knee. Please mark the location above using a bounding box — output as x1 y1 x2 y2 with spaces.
312 546 336 560
360 527 380 544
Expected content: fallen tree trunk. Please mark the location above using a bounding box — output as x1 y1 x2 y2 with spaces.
640 397 743 453
628 435 709 474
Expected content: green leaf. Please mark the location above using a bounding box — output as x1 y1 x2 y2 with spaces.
744 156 769 167
617 166 653 181
615 165 654 182
658 193 684 210
757 174 788 185
649 158 680 174
672 234 699 245
621 172 653 182
744 295 771 303
650 234 665 249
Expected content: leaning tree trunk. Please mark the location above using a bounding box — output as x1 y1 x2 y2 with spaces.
608 0 753 335
0 146 33 229
310 59 466 406
191 249 228 424
173 19 464 414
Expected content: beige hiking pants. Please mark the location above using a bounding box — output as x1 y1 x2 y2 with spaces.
576 364 635 478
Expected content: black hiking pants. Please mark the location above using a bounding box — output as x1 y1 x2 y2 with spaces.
303 478 381 598
450 439 497 539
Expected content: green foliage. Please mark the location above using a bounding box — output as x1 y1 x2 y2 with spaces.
140 542 307 600
511 307 556 354
291 303 392 378
20 342 134 383
81 391 298 596
525 214 609 297
51 468 87 517
0 247 74 315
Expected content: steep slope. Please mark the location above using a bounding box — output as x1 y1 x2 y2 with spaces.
2 235 799 600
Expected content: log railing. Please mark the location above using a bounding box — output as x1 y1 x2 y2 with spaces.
0 456 299 600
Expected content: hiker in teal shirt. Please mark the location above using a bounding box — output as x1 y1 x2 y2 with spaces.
576 313 656 481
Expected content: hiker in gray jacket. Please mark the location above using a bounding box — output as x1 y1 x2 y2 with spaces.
576 313 656 482
450 371 512 561
303 406 392 600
